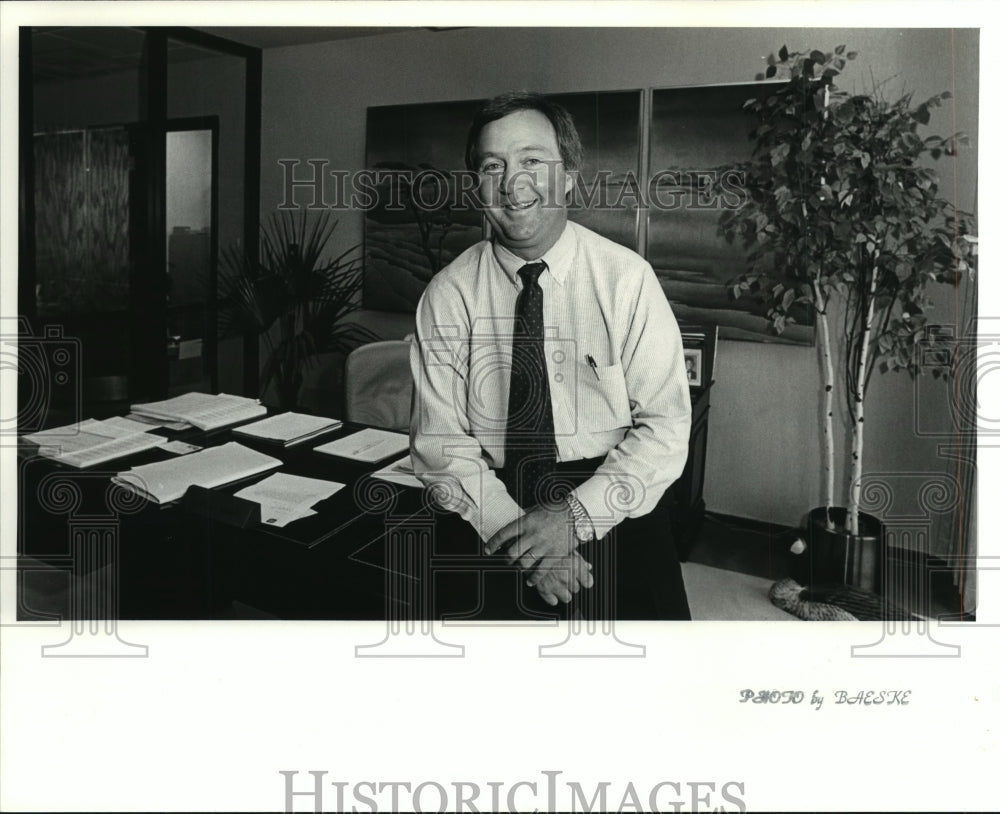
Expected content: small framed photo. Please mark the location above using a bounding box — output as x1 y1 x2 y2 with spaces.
683 348 703 387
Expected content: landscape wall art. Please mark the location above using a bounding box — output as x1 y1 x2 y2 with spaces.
647 82 814 344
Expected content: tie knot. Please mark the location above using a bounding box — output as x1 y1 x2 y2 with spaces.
518 262 546 288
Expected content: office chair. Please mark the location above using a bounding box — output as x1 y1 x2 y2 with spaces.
343 339 413 431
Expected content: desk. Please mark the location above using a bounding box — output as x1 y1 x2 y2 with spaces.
17 403 708 622
17 421 439 621
670 384 711 561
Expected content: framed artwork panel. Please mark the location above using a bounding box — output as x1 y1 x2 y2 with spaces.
647 82 814 345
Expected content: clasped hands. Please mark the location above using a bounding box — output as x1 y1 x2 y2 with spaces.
484 501 594 606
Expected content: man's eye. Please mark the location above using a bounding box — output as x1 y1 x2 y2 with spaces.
481 162 503 174
524 158 542 167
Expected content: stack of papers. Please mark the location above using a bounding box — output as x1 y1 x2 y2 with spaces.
371 455 424 489
130 392 266 431
313 428 410 463
234 473 345 527
23 417 168 468
112 441 281 504
233 412 342 446
124 412 191 431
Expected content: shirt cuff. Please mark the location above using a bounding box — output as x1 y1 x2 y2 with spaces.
474 487 526 546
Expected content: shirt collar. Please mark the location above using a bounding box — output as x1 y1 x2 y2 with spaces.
491 221 577 287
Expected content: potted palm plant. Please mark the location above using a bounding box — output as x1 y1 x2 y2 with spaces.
218 210 378 410
720 45 977 589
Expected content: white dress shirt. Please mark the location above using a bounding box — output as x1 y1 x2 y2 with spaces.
409 220 692 543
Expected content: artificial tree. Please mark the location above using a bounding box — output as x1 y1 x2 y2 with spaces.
720 44 977 538
217 210 378 410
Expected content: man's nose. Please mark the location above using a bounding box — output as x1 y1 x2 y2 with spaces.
498 166 516 195
498 166 527 197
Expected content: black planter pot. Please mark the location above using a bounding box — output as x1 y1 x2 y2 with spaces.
790 507 885 594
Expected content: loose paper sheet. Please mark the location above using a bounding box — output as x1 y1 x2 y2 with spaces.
234 472 345 527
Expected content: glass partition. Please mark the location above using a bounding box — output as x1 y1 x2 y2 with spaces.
165 123 216 394
22 26 259 411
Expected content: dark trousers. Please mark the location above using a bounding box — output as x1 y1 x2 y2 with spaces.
491 457 691 621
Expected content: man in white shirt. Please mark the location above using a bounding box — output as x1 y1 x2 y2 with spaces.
409 91 692 619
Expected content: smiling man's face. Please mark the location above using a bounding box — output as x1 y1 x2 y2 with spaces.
474 108 575 261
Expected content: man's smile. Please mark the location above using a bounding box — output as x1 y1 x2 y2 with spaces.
503 198 538 211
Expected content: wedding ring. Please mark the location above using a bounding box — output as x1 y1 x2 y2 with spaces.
523 551 536 562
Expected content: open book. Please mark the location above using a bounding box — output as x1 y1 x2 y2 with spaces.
112 441 281 504
130 392 266 431
23 417 168 469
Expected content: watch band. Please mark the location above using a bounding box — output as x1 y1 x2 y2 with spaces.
566 493 596 543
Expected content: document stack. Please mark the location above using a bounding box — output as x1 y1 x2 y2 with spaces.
313 428 410 463
130 392 266 431
23 416 168 468
112 441 281 504
233 412 343 447
371 454 423 489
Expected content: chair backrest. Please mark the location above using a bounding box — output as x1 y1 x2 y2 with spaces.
343 340 413 431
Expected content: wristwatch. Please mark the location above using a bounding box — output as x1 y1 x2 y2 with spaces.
566 493 596 544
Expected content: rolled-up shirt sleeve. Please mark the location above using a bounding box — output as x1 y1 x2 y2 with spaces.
409 277 524 544
571 263 692 539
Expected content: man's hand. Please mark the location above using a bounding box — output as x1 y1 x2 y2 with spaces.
485 502 595 605
527 550 595 606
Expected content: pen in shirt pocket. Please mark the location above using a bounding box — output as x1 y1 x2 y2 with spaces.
586 354 600 380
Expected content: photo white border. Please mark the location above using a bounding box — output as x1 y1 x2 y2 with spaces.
2 2 998 812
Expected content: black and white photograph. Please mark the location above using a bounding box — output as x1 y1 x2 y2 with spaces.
1 2 997 812
683 348 702 387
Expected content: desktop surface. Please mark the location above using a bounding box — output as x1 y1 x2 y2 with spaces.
17 416 457 621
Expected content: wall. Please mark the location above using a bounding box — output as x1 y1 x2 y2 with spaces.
260 27 978 529
34 69 140 129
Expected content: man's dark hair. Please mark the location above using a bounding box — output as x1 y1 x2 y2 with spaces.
465 91 584 173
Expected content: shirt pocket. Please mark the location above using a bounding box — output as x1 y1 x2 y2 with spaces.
575 360 632 433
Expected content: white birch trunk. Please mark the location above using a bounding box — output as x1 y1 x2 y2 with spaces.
812 279 835 530
849 264 880 536
814 85 833 530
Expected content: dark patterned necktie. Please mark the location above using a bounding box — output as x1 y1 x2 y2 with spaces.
501 261 557 509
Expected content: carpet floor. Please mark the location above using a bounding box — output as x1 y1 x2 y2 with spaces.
682 561 794 621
